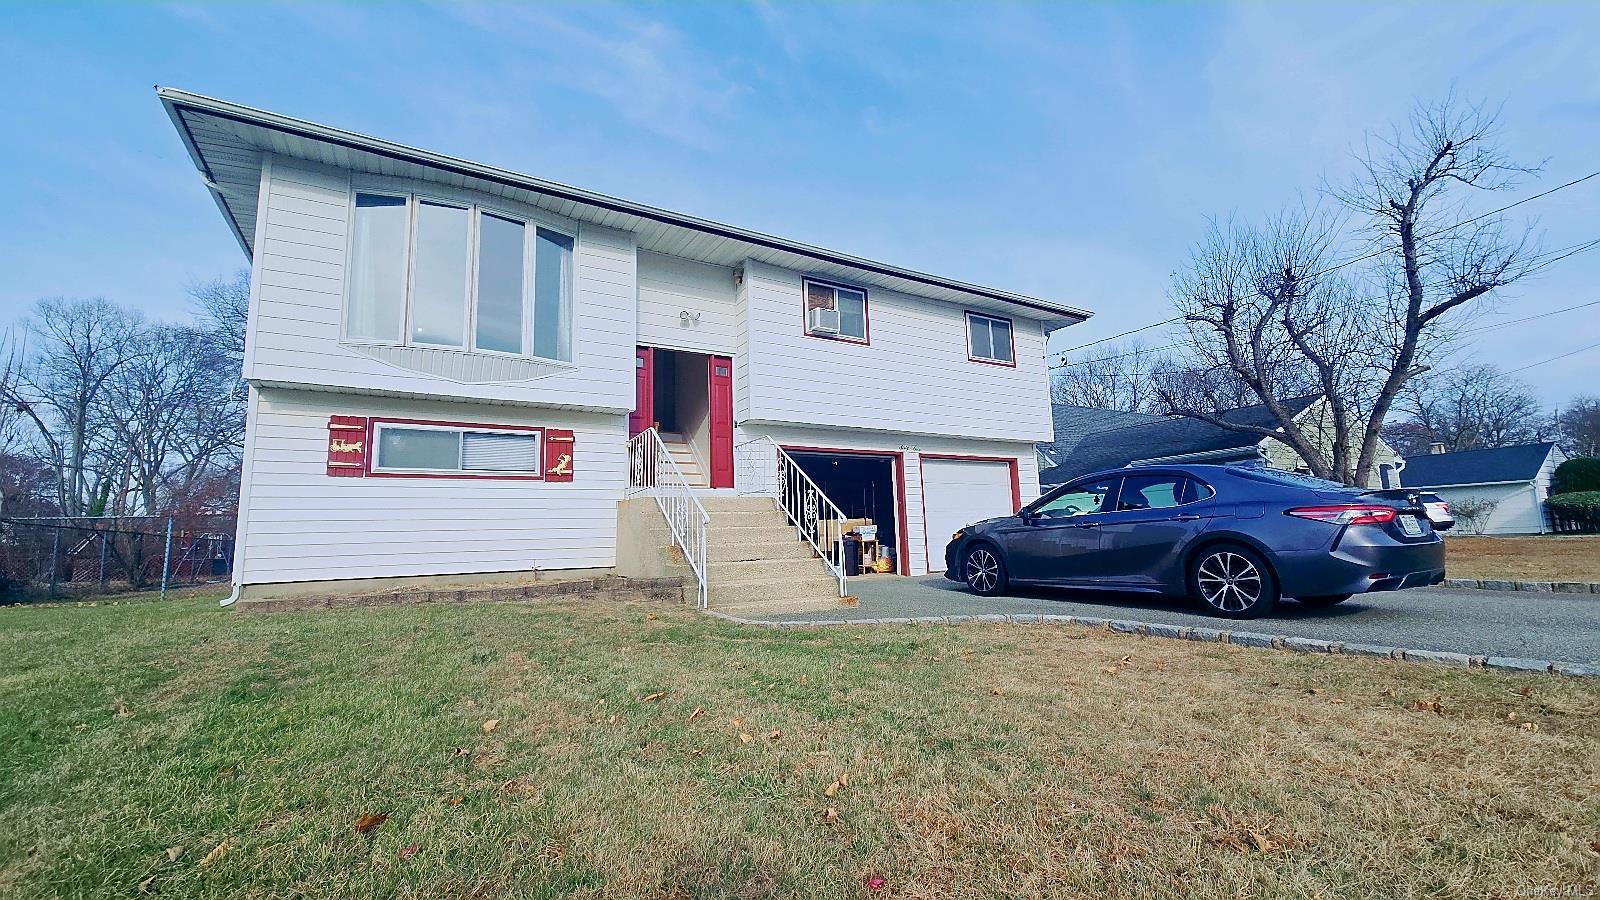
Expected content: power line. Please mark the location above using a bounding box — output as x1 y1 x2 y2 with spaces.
1056 317 1184 354
1503 339 1600 375
1458 298 1600 336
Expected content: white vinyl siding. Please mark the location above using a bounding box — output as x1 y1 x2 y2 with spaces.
237 388 624 584
245 155 636 412
637 251 738 354
740 260 1053 442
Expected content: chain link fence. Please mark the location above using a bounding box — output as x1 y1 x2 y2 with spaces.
0 514 235 603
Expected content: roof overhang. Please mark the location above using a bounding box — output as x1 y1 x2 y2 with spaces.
157 87 1093 330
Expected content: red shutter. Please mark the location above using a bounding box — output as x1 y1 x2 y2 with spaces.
544 429 575 482
327 416 369 477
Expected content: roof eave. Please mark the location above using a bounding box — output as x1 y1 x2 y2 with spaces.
156 87 1093 325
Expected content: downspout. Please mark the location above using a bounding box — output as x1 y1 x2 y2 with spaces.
220 582 241 608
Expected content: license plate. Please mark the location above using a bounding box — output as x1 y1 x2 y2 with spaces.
1399 515 1424 537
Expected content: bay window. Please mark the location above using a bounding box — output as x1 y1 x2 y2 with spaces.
344 192 574 361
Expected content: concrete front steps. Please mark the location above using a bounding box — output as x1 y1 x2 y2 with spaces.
616 495 848 615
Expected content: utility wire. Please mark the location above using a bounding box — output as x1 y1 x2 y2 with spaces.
1503 339 1600 375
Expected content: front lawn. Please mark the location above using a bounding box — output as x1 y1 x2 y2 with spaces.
1 594 1596 898
1447 535 1600 582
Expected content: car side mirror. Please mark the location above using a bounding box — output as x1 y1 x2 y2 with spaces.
1019 509 1039 525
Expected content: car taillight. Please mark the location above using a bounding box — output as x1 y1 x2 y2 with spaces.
1286 505 1397 526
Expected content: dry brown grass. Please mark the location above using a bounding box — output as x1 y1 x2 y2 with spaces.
1447 535 1600 582
1 594 1596 898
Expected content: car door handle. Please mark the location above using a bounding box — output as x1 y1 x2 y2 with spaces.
1073 521 1101 528
1170 514 1203 521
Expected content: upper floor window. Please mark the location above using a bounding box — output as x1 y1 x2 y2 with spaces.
966 312 1014 365
803 278 868 343
345 192 573 361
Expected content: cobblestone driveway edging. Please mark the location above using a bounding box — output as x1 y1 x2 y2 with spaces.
1445 577 1600 595
703 610 1600 678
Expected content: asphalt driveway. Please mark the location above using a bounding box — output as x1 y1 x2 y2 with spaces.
768 575 1600 665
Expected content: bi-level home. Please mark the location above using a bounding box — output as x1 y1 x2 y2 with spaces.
159 89 1092 612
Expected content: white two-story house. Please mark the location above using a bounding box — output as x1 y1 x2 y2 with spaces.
159 89 1093 611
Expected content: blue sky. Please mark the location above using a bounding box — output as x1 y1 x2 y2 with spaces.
2 2 1597 404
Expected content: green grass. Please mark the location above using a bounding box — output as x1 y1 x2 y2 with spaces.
1 592 1597 898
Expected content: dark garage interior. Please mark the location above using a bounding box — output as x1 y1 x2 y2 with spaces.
788 451 900 571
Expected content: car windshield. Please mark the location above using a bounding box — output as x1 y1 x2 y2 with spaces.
1229 467 1350 492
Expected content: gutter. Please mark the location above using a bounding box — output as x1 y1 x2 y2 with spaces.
156 87 1091 324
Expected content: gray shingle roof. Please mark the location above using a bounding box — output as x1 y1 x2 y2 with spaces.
1399 442 1557 488
1040 396 1321 486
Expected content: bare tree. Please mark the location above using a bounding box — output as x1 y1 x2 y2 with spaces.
1384 364 1550 456
1163 95 1549 485
98 324 245 516
9 298 144 514
1557 396 1600 457
1050 341 1171 412
189 270 250 360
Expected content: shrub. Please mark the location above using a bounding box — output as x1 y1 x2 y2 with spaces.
1551 457 1600 495
1547 491 1600 533
1449 495 1501 535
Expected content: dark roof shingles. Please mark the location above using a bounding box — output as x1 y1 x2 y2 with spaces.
1399 442 1556 488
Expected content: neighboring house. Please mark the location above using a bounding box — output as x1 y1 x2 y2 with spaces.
1040 397 1405 489
1400 442 1568 535
158 89 1093 606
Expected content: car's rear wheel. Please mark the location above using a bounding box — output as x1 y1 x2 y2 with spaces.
1190 544 1279 618
963 544 1007 597
1298 593 1352 607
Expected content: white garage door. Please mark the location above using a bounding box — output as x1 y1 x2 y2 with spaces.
921 458 1016 571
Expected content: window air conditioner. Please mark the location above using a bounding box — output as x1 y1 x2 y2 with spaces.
807 306 841 335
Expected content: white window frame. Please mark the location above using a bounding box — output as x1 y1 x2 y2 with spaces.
341 190 576 363
369 420 545 478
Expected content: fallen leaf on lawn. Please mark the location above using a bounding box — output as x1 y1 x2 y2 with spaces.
451 747 470 757
990 688 1003 697
867 876 887 890
1305 688 1322 696
165 846 182 862
1520 721 1540 732
1102 667 1118 675
114 698 133 718
732 717 744 728
482 719 500 733
839 595 859 607
1506 712 1518 721
824 781 839 798
768 729 782 741
739 732 753 744
139 875 156 893
1379 688 1397 698
353 813 388 836
645 612 658 621
1120 655 1132 664
1519 685 1533 698
1248 831 1274 852
838 773 849 786
822 807 839 824
688 706 705 721
1329 698 1346 705
198 839 229 867
609 714 619 724
799 675 808 684
1412 698 1443 715
398 843 421 860
642 692 665 702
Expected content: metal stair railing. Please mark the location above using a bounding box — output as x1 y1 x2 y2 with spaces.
627 427 710 608
733 437 848 598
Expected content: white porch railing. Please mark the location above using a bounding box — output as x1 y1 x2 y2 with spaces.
734 437 848 597
627 427 710 608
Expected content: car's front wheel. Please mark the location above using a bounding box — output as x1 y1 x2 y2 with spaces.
962 544 1007 596
1190 544 1279 618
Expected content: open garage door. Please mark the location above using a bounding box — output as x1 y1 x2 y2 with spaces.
921 458 1017 571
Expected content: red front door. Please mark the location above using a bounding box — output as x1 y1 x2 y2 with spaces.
629 346 654 437
708 355 734 488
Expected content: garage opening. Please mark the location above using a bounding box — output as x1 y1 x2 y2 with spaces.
787 450 903 576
